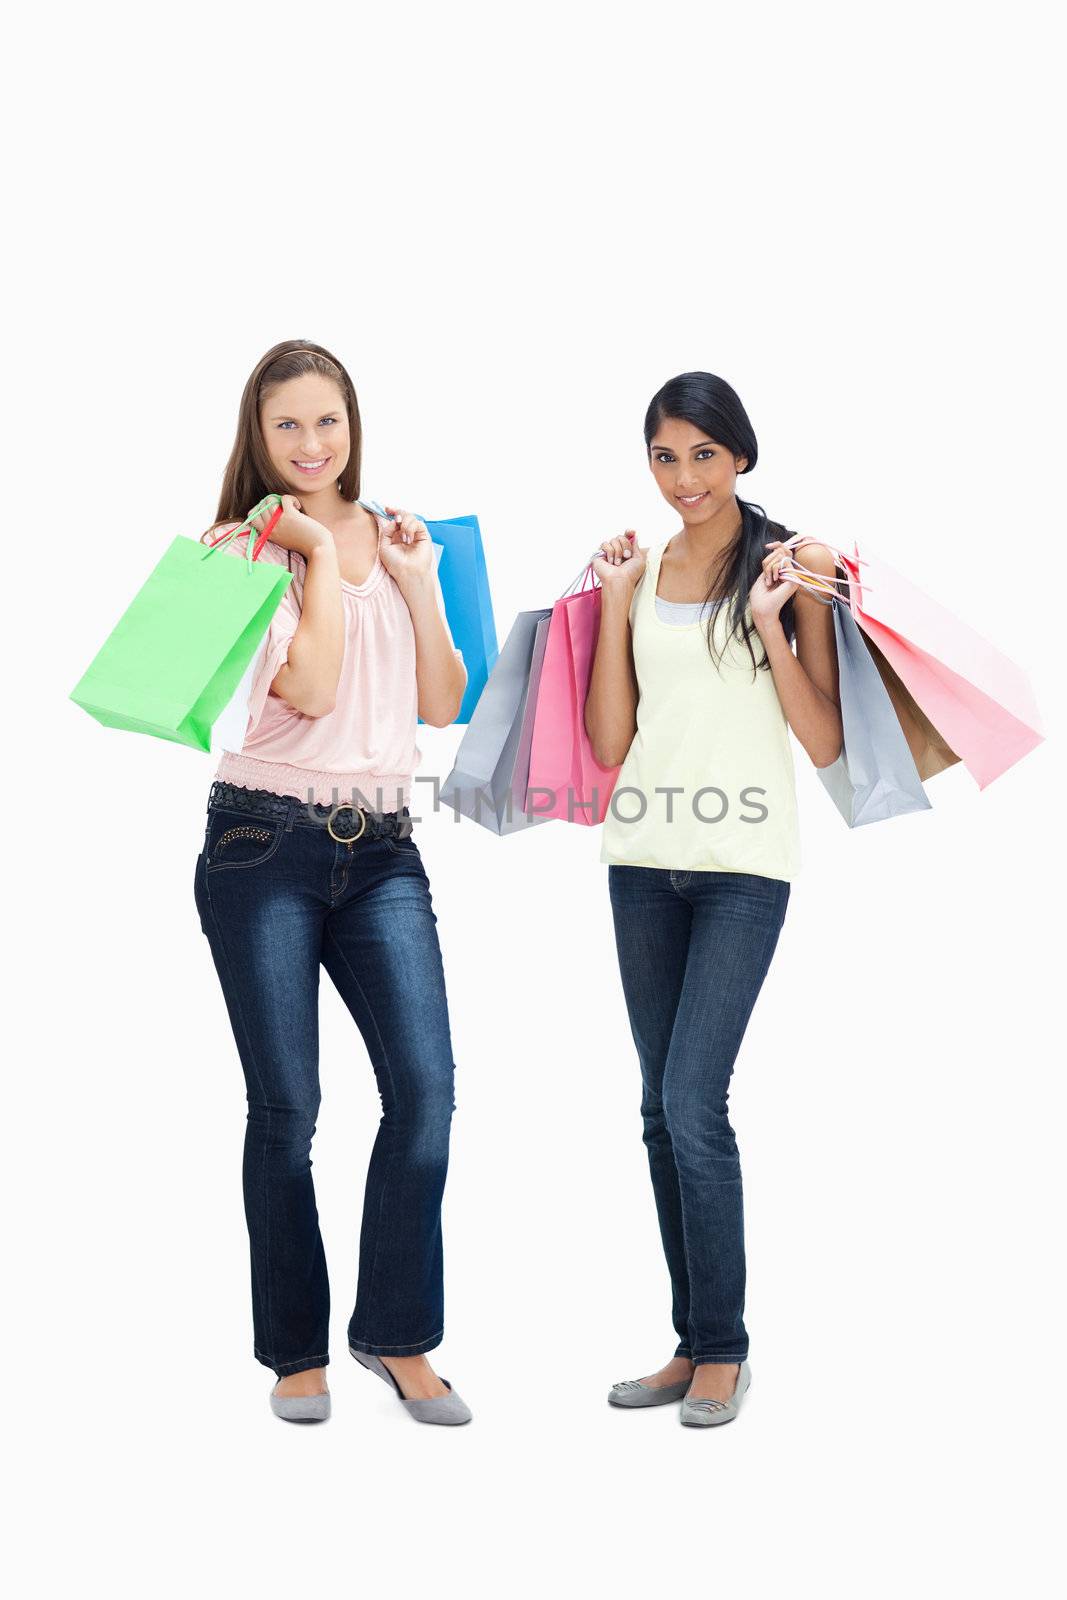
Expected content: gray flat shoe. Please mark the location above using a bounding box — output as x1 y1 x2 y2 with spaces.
349 1346 472 1425
269 1381 331 1423
680 1360 751 1427
608 1374 692 1408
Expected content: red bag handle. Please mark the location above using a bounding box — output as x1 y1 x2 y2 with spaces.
200 497 285 565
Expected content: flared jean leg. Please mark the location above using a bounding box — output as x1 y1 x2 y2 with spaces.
195 842 330 1377
321 851 457 1357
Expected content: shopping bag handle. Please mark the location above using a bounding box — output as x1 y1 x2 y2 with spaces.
558 529 866 608
781 531 870 569
776 533 873 605
558 531 641 600
199 495 285 570
558 559 602 600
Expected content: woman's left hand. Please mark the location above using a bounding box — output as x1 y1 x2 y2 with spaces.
379 505 434 586
749 539 803 628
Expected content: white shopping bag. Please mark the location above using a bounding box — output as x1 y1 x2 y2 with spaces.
210 633 270 755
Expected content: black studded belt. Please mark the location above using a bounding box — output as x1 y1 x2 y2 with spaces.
207 780 412 842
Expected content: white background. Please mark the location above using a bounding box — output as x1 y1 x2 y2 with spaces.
8 3 1064 1596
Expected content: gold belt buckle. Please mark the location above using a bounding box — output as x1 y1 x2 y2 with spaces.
326 802 368 844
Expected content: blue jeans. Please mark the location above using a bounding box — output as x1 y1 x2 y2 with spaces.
193 783 457 1378
607 865 791 1365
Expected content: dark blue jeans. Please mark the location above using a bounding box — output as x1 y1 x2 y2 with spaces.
193 783 457 1378
607 865 791 1365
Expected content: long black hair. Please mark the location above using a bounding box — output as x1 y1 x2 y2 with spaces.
643 371 798 678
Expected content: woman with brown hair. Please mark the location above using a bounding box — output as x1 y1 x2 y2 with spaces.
194 339 472 1425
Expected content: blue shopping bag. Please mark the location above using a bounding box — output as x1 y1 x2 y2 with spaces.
418 513 498 724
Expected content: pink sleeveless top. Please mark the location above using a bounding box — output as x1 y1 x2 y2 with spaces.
211 499 462 812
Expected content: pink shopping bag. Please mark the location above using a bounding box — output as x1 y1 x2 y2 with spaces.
525 562 621 825
784 536 1044 790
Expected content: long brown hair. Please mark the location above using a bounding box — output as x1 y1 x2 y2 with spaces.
204 339 363 541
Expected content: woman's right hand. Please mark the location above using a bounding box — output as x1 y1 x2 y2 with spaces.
248 494 332 560
592 530 646 591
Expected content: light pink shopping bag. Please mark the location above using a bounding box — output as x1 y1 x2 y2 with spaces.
525 563 621 825
785 536 1044 790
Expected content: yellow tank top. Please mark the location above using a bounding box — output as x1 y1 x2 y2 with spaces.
599 538 802 880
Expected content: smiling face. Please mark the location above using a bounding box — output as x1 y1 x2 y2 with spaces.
260 372 351 494
648 416 748 524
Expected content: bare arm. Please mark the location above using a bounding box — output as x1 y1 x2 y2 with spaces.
376 505 466 726
405 572 468 726
584 533 644 768
270 539 345 718
753 540 843 768
243 496 345 719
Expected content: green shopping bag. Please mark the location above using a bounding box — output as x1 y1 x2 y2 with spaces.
69 496 294 752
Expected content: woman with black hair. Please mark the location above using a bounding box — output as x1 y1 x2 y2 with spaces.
587 371 842 1427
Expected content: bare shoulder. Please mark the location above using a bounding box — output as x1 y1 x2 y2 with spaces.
791 538 839 578
357 496 390 528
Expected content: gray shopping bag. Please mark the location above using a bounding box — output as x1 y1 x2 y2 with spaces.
818 599 932 826
509 613 553 819
441 609 554 834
